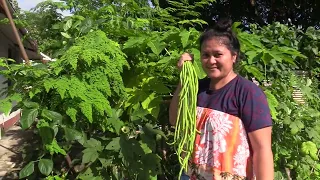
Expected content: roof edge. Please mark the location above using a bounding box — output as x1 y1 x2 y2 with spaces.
0 0 39 53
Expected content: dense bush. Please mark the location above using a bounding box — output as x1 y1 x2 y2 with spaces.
0 0 319 179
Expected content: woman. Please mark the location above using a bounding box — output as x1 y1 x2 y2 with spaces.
169 19 274 180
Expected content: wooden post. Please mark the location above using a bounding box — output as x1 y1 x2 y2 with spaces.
0 0 30 65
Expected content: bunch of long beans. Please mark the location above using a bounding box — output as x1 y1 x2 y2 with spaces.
174 61 199 179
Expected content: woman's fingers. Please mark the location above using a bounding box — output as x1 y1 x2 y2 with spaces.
178 53 193 70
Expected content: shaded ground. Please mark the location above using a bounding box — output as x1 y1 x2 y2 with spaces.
0 125 34 180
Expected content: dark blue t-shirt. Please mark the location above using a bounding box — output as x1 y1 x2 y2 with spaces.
197 75 272 132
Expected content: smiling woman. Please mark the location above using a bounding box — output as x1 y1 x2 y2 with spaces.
170 18 274 180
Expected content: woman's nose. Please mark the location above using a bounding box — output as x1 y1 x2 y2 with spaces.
208 56 216 64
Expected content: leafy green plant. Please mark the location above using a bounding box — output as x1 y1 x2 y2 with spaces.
234 22 320 179
0 0 319 179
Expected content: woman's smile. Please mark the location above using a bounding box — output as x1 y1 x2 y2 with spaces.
207 66 218 70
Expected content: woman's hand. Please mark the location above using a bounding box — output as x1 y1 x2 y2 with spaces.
177 53 193 70
169 53 194 126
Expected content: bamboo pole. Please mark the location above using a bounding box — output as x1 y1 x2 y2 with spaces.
1 0 30 65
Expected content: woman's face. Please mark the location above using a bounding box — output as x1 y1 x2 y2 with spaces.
200 38 237 80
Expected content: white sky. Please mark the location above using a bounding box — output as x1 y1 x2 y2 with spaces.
16 0 46 10
16 0 71 16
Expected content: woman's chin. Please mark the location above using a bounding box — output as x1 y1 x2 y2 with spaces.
206 72 221 79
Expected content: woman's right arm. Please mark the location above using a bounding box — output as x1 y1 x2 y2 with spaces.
169 53 193 126
169 83 181 125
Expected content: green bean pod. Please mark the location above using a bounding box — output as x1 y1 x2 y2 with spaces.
173 61 199 179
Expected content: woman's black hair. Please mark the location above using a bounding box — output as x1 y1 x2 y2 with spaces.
199 18 241 61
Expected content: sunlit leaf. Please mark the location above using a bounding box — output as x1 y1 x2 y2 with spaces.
61 32 71 39
179 29 190 48
64 19 73 31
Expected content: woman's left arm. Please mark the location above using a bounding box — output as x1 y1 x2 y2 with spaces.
248 126 274 180
240 81 274 179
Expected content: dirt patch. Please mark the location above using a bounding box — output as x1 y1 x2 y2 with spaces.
0 125 35 180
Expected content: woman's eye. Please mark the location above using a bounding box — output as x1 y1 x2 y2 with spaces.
214 54 222 58
201 54 209 58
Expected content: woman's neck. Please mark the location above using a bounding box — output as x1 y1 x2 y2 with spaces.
210 71 237 90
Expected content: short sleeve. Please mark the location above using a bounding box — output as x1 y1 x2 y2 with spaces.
197 77 210 94
240 84 273 132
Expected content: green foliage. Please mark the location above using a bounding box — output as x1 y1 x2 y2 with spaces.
164 0 216 27
19 161 35 179
20 108 38 129
18 0 67 55
1 0 320 179
235 22 320 179
38 159 54 176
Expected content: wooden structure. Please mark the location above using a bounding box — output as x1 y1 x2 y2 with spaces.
0 0 40 137
292 70 308 104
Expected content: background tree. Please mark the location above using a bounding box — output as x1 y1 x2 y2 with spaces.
158 0 320 29
19 1 66 56
0 0 318 179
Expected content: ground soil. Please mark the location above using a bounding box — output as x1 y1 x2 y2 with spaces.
0 125 34 180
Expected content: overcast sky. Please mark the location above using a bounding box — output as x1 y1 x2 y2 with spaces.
16 0 71 16
17 0 45 10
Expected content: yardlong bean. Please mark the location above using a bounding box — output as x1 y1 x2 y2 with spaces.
174 61 199 179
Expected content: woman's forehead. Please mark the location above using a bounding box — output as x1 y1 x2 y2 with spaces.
201 39 229 51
